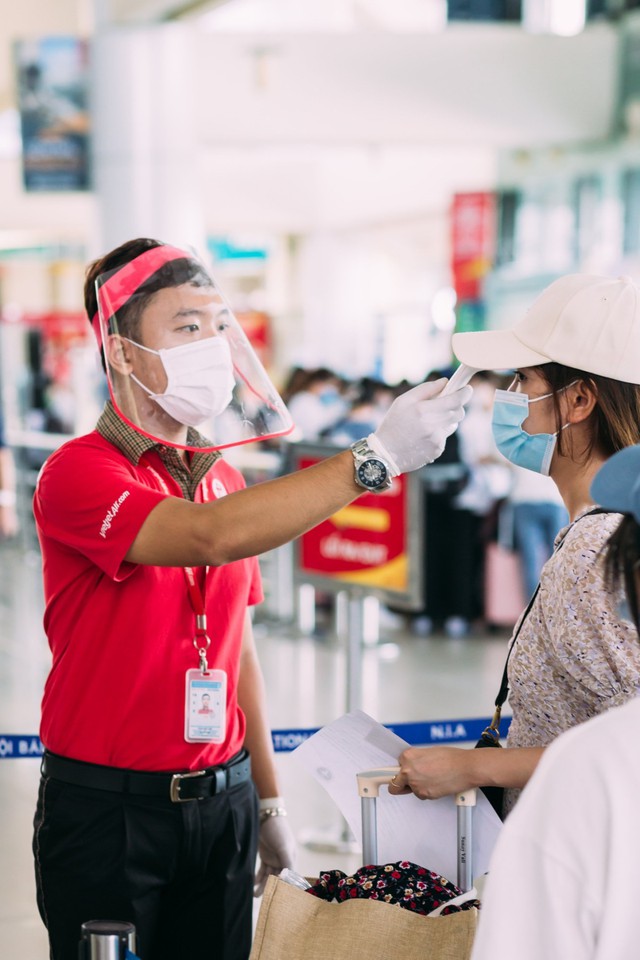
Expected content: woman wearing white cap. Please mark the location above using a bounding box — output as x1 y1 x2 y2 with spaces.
470 447 640 960
389 273 640 817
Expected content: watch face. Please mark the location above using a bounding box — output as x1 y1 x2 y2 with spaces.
357 458 388 488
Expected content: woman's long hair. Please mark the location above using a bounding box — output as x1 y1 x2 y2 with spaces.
604 515 640 632
535 362 640 460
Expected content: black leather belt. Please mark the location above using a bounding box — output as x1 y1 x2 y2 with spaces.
41 749 252 803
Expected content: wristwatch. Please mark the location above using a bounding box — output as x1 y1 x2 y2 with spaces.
351 438 393 493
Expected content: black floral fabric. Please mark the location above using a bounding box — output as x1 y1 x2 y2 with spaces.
307 861 480 916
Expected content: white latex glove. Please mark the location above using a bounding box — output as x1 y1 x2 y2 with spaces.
254 815 297 897
369 378 472 475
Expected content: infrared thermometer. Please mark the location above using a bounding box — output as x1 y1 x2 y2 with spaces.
440 363 479 396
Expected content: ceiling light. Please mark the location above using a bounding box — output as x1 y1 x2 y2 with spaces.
523 0 586 37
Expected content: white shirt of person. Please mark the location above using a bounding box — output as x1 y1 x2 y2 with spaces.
471 694 640 960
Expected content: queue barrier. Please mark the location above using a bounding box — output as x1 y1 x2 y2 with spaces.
79 920 139 960
0 716 511 759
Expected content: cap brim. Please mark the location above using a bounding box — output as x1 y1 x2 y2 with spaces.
591 445 640 517
452 328 551 372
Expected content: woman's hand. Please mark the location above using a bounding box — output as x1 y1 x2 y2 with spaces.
388 744 545 799
388 746 479 800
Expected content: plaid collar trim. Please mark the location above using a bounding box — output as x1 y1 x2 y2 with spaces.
95 401 221 470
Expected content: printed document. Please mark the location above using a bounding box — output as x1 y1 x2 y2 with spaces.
293 709 502 882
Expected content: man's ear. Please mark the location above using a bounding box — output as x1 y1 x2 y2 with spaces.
105 335 133 375
565 379 598 424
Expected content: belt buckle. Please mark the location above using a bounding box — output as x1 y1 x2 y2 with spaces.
170 769 207 803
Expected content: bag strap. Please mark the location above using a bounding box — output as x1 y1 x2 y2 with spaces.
487 506 611 734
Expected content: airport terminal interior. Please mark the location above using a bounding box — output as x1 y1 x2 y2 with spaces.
2 0 640 957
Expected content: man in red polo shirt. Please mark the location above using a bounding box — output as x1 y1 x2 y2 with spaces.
32 238 471 960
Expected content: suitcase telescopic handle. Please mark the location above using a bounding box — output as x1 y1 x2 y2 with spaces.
356 768 477 890
456 788 476 892
357 767 400 866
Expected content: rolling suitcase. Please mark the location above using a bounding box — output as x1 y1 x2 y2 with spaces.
249 768 479 960
484 540 526 628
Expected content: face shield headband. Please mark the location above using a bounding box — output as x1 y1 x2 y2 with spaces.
92 244 294 452
92 246 189 349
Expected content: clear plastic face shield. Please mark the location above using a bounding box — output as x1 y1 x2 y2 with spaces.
92 245 293 453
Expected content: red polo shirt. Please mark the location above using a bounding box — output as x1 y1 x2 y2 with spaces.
33 431 263 771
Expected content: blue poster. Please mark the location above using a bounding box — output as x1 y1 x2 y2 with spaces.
14 37 91 191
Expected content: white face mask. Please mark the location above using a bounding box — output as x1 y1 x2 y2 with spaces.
126 336 235 427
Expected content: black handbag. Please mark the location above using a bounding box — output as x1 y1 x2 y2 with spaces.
476 508 609 819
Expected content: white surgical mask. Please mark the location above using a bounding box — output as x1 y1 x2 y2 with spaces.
126 336 235 427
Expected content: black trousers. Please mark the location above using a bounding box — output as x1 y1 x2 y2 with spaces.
33 774 258 960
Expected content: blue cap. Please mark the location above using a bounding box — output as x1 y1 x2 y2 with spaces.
590 445 640 522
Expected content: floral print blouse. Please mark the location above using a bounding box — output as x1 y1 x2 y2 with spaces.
503 508 640 815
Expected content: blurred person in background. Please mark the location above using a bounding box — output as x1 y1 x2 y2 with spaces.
389 274 640 818
325 376 394 447
390 368 504 639
31 237 472 960
279 365 311 406
446 371 511 637
472 443 640 960
507 462 568 600
285 366 347 441
410 369 471 637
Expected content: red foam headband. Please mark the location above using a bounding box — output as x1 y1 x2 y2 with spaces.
91 245 192 349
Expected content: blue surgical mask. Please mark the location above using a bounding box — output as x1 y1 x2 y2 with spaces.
319 387 339 407
491 384 575 476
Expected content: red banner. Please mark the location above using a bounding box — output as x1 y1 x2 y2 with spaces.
298 455 410 593
450 192 496 301
236 310 272 369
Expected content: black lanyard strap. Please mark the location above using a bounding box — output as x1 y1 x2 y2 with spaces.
489 507 611 731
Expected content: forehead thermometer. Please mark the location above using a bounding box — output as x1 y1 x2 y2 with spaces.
440 363 479 396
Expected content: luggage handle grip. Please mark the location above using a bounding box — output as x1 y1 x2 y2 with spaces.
357 766 400 798
357 767 478 807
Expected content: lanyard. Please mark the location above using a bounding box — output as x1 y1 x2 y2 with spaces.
183 567 211 673
143 459 213 673
489 507 611 732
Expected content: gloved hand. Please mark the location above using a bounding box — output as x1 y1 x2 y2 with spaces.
369 378 472 475
254 804 297 897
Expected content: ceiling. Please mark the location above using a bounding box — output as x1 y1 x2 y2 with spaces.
192 25 619 148
0 1 621 148
190 18 620 229
0 1 629 235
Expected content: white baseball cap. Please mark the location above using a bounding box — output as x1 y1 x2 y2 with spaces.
452 273 640 385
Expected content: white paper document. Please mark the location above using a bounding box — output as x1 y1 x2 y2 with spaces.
292 709 502 883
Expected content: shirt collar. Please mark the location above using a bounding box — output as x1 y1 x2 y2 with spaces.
95 400 220 467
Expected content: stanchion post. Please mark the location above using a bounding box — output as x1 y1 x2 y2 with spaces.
273 541 295 622
301 586 366 856
296 582 316 635
346 591 364 713
78 920 137 960
362 594 380 647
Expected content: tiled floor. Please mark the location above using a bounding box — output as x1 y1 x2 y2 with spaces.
0 539 511 959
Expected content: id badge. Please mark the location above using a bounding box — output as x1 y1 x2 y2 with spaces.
185 669 227 743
